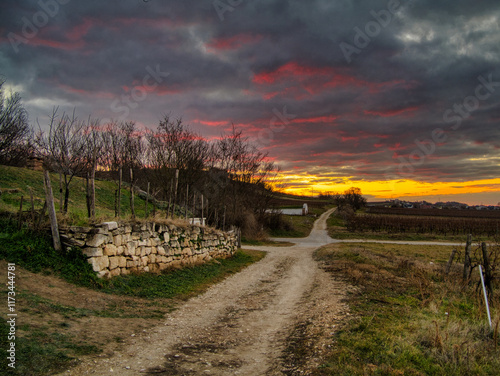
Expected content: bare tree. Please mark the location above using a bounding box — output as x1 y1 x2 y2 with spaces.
82 118 104 220
0 78 32 165
101 120 144 217
35 108 86 213
207 126 279 231
146 115 209 210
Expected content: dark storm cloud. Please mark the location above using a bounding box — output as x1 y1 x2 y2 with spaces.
1 0 500 187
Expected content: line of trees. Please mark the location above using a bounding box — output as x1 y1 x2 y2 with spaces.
0 78 280 235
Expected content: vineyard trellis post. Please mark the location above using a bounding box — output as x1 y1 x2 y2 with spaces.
17 195 23 230
445 248 457 275
130 168 135 219
145 181 150 218
117 166 122 218
481 242 493 295
463 234 472 283
29 188 35 224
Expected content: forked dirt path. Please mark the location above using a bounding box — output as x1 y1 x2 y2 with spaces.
58 207 350 376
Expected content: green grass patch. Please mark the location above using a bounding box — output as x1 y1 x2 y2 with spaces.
0 219 105 289
0 320 82 376
314 243 500 375
0 165 158 226
269 214 316 238
241 238 294 247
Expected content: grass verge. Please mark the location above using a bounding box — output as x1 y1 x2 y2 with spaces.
269 206 332 238
314 243 500 375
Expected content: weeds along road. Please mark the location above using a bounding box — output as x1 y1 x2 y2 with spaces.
59 207 351 376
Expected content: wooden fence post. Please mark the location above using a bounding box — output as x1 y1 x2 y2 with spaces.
117 166 122 218
481 242 493 294
463 234 472 283
130 168 135 219
445 248 457 275
59 173 63 213
185 184 189 221
43 169 61 251
173 169 179 217
201 194 204 226
29 188 35 224
145 182 150 218
17 196 24 230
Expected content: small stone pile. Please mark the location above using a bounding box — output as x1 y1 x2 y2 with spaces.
60 221 237 278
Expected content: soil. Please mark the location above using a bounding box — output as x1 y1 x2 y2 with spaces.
4 208 353 375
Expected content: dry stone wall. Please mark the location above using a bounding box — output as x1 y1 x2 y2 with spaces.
60 221 238 278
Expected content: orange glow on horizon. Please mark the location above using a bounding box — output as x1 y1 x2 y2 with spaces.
275 173 500 205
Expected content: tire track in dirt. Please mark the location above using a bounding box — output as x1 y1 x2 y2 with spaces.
58 208 346 376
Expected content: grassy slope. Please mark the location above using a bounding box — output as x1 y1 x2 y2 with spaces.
0 165 154 225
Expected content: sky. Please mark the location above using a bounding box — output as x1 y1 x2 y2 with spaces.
1 0 500 205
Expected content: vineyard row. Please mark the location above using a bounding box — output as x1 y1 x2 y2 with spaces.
347 214 500 236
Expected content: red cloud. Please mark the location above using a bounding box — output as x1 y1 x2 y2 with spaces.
192 119 230 127
252 62 407 99
207 33 263 51
364 106 419 118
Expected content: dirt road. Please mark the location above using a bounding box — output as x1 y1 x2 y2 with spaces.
59 207 349 376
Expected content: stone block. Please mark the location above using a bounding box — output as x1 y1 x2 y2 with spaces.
149 254 156 264
104 244 117 256
86 233 109 248
102 221 118 231
149 264 159 273
83 247 103 257
157 246 166 255
141 256 149 266
182 248 193 256
97 270 110 279
108 257 120 270
118 256 127 268
126 241 138 255
109 268 121 277
121 268 130 275
162 232 170 243
113 235 122 247
117 246 124 255
88 256 109 272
